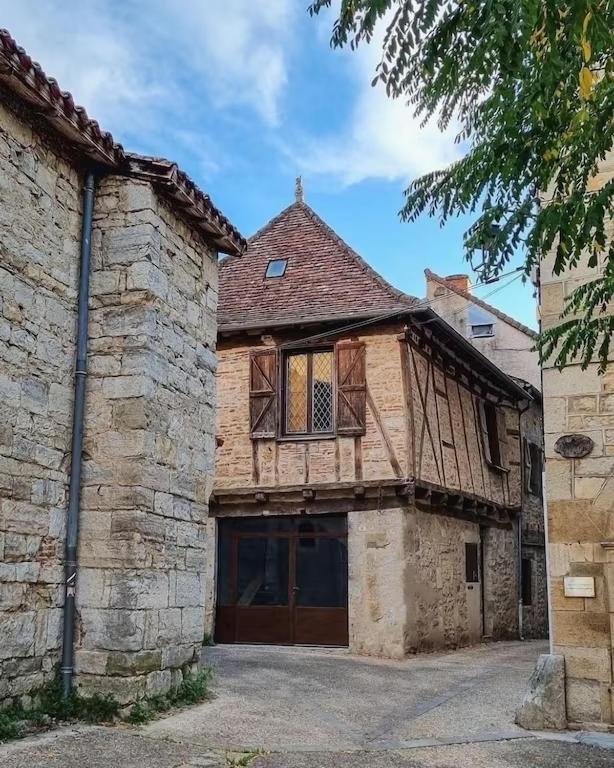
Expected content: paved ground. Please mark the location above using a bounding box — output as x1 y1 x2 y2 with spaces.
1 641 613 767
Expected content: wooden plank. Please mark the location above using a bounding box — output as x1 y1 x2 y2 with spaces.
409 344 443 483
399 339 416 478
354 436 363 481
471 392 491 500
214 478 408 496
454 377 475 495
365 387 403 478
251 440 260 485
444 371 462 489
431 357 446 487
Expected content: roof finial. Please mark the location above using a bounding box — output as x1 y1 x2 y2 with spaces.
295 176 304 203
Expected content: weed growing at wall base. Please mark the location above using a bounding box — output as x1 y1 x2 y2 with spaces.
127 667 214 725
0 676 119 742
0 667 214 742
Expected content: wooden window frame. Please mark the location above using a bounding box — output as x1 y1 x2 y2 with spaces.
465 542 480 583
527 442 543 497
478 398 508 473
470 323 495 338
521 557 533 606
281 348 335 438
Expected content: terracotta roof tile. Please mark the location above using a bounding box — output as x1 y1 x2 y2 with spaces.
0 29 245 256
219 202 418 330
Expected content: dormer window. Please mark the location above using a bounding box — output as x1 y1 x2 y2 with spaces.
468 306 495 338
265 259 288 278
471 323 494 338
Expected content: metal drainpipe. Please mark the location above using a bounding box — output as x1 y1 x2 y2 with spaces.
61 170 96 698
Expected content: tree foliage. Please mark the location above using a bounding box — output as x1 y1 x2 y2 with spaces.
310 0 614 370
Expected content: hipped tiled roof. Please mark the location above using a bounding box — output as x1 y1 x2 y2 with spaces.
0 29 245 256
219 201 418 331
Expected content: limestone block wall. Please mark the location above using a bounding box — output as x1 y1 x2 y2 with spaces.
0 95 82 702
348 508 408 659
74 177 218 703
404 509 483 651
347 505 518 658
481 523 519 640
0 91 220 706
541 151 614 726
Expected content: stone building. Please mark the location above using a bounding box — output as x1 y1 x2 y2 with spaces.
0 31 244 705
211 188 536 657
425 270 541 390
539 151 614 727
424 271 548 639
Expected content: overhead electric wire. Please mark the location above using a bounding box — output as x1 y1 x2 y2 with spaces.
279 265 526 350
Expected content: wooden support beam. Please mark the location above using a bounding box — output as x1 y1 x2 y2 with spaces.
448 494 463 510
416 487 432 505
432 490 448 506
395 482 414 498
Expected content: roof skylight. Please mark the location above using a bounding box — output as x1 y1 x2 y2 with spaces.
265 259 288 278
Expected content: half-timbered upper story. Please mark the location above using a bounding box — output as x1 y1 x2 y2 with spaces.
214 193 532 523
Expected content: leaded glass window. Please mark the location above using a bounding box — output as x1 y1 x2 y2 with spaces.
285 350 334 435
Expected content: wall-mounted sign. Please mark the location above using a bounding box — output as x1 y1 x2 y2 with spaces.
554 434 594 459
563 576 595 598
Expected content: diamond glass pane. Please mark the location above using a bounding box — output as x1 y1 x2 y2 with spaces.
286 354 307 433
312 351 333 433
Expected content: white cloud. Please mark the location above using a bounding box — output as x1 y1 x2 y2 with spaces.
0 0 295 132
0 1 459 188
298 12 462 186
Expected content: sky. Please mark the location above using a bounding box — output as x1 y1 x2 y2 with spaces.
1 0 537 328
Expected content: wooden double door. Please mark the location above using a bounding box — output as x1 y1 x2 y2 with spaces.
215 514 348 646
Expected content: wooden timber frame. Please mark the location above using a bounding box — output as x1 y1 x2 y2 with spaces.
211 477 517 529
214 306 530 528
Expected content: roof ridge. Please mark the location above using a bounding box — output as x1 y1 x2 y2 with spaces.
298 201 418 307
425 268 538 339
247 201 302 245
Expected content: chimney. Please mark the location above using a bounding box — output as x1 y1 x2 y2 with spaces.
443 274 471 294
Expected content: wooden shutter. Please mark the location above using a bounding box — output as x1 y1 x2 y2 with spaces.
336 341 366 436
523 438 532 492
496 407 509 469
249 349 277 439
477 398 492 465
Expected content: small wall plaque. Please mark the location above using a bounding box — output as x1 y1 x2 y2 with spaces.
564 576 595 598
554 434 594 459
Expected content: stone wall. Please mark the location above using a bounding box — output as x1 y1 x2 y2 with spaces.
426 273 541 390
216 325 408 489
75 176 218 703
348 508 408 659
482 523 519 640
520 401 548 639
0 94 82 702
0 94 220 705
347 504 517 658
405 509 483 651
541 150 614 726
